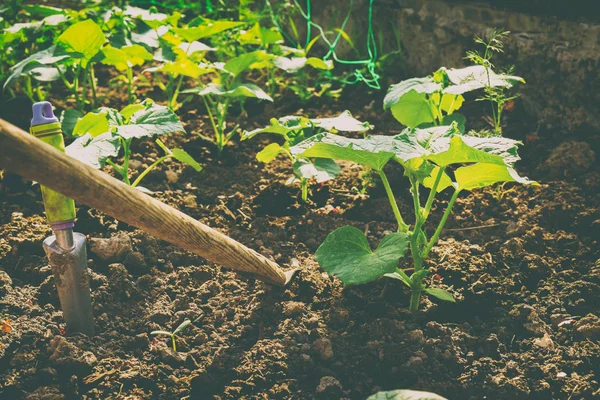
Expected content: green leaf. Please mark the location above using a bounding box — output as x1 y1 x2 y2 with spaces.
120 104 145 121
56 20 106 67
424 288 455 303
440 113 466 133
315 226 410 286
101 44 153 71
28 66 62 82
23 4 64 17
390 90 435 128
116 101 184 139
173 319 193 335
444 65 525 95
422 165 453 193
383 77 442 110
171 148 202 171
177 41 215 55
383 271 412 287
367 389 448 400
454 163 536 191
237 23 283 46
273 56 333 73
224 50 273 77
173 21 245 42
185 82 273 101
312 110 372 132
60 108 85 137
306 57 333 70
290 133 397 171
123 6 168 29
256 143 282 163
293 158 340 183
242 116 312 141
65 132 120 169
3 46 73 89
150 330 172 336
72 111 110 137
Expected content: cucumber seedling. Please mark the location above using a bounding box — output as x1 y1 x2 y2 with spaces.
242 110 372 201
291 119 536 311
151 319 192 352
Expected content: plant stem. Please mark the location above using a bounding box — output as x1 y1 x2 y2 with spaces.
378 169 408 232
73 63 81 110
409 289 422 312
131 155 170 188
202 95 220 145
423 167 445 218
171 335 176 352
301 178 308 202
127 66 134 104
170 75 184 110
422 188 460 258
89 66 97 108
121 138 132 185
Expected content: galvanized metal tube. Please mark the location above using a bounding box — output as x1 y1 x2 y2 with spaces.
54 229 75 252
43 233 94 336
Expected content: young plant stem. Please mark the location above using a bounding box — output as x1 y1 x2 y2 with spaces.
132 154 170 188
377 169 408 232
422 188 460 258
409 288 422 312
171 335 177 352
127 66 134 104
301 178 309 202
170 75 184 110
73 64 81 110
89 66 97 108
423 167 445 217
120 138 132 185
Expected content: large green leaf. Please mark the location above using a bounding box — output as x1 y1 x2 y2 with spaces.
72 111 110 138
101 44 153 71
185 82 273 101
123 6 168 29
177 41 215 56
383 77 442 110
367 389 448 400
116 101 184 139
256 143 283 163
65 132 120 169
290 133 397 171
293 158 340 183
145 58 213 78
3 45 73 89
454 163 536 191
444 65 525 95
390 90 435 128
56 19 105 67
312 110 371 132
224 50 273 77
173 21 245 42
315 226 409 286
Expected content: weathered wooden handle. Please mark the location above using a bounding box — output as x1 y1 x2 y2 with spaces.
0 118 290 286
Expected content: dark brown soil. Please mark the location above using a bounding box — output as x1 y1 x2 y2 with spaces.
1 78 599 400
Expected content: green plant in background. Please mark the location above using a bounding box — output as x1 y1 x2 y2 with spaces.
383 63 524 133
291 119 536 311
66 99 201 190
101 44 153 105
466 29 522 135
150 319 192 352
242 110 372 201
367 389 447 400
182 50 274 154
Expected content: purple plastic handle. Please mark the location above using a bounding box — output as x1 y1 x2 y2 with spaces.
31 101 58 126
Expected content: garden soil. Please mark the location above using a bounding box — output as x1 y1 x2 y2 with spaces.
1 81 599 399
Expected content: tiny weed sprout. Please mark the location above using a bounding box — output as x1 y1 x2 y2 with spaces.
465 29 522 135
150 319 192 352
292 80 536 310
66 99 201 190
242 111 372 201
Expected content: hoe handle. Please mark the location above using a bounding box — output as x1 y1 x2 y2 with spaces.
0 118 289 286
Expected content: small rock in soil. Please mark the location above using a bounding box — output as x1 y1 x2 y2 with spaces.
509 304 550 336
108 263 136 297
506 221 527 237
159 347 187 367
123 251 148 274
575 314 600 339
0 270 12 287
315 376 343 397
89 232 132 263
538 141 595 179
25 385 65 400
313 337 334 360
128 159 143 171
407 329 425 344
283 301 305 317
165 169 179 183
47 336 97 374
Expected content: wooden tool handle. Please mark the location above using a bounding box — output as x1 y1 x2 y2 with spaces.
0 118 289 286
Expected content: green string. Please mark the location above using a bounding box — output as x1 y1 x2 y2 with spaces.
265 0 380 89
